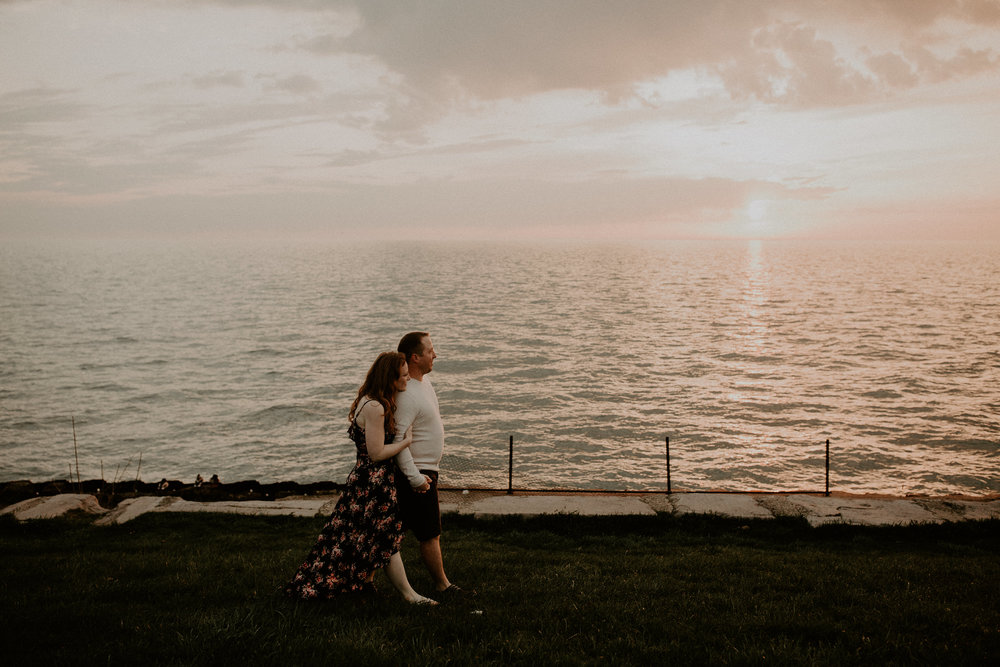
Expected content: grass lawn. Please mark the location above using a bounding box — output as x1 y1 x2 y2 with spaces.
2 511 998 665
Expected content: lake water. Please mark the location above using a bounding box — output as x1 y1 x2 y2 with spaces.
1 238 997 496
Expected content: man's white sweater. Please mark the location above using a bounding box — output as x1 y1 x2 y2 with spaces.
393 376 444 489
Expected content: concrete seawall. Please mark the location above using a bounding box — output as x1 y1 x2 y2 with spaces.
3 489 998 527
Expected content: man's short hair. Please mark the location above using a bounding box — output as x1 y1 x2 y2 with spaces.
398 331 429 361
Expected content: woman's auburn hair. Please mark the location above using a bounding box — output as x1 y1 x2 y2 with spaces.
349 351 406 434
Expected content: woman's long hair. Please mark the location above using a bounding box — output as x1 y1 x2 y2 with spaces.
349 351 406 434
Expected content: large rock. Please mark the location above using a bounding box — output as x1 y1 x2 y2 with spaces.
0 480 35 507
1 494 107 521
94 496 170 526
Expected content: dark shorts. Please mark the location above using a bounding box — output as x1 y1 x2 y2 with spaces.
394 468 441 542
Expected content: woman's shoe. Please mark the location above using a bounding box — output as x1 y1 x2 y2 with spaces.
408 594 438 606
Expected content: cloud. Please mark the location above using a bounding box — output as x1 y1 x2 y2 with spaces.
3 169 834 239
261 74 322 95
184 0 337 10
331 1 762 101
2 0 998 241
0 87 89 125
717 23 882 108
789 0 1000 32
192 71 246 89
0 88 93 192
964 0 1000 24
810 196 1000 240
866 53 919 88
292 0 1000 113
903 45 998 82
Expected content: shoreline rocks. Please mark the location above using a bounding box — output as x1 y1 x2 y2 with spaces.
0 478 344 510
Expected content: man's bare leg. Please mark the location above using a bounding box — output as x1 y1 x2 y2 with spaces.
419 536 452 592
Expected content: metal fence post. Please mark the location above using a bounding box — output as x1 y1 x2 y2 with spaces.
825 438 830 496
665 435 672 494
507 435 513 495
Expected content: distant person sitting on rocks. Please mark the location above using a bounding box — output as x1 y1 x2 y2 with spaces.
284 351 436 605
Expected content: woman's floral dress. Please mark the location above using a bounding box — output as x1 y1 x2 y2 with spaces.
284 401 404 600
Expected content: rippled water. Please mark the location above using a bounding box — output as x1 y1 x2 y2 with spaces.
1 238 997 495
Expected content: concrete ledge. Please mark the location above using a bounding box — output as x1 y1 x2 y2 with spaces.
783 495 941 527
148 498 330 518
3 492 998 526
93 496 339 525
460 494 656 518
672 493 774 520
915 498 1000 522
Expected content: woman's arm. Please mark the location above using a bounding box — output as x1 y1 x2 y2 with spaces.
380 425 413 461
361 401 412 461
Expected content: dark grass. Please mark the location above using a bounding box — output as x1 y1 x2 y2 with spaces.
2 511 998 665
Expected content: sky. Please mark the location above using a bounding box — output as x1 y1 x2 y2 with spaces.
2 0 999 242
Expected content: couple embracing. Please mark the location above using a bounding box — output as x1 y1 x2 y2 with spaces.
284 332 469 605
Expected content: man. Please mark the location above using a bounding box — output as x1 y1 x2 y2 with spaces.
393 331 466 599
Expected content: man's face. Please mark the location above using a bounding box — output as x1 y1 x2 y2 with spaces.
413 336 436 374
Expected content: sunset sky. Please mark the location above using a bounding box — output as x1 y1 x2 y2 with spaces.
2 0 999 241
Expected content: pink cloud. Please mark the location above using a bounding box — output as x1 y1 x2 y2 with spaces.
314 0 999 110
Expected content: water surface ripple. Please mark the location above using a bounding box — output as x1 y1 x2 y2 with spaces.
1 239 997 496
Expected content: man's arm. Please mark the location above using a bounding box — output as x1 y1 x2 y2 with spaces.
394 447 429 490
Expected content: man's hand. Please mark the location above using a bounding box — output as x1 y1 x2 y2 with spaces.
414 475 432 494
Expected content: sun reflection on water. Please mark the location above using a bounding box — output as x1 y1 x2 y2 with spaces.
739 240 770 354
726 240 773 407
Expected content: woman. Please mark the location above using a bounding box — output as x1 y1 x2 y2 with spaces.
285 351 436 605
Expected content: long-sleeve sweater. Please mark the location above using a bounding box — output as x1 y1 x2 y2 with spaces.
393 376 444 489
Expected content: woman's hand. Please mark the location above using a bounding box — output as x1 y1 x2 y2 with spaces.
398 425 414 449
